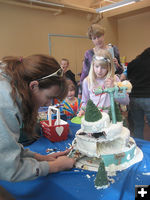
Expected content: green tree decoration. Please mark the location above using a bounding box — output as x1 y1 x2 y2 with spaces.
108 107 112 121
108 102 123 122
95 157 109 188
85 99 102 122
115 102 123 122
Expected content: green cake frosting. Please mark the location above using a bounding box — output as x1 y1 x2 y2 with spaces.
85 99 102 122
95 157 108 188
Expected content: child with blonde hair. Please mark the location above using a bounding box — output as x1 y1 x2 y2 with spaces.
63 79 81 120
78 49 129 116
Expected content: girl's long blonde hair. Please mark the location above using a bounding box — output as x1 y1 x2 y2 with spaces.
87 49 115 88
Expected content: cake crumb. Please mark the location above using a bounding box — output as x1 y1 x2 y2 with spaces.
81 165 88 170
108 177 115 184
86 174 91 179
68 143 72 147
107 171 116 176
46 148 57 153
74 170 80 172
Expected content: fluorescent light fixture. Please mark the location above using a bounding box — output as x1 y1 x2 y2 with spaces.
96 0 140 13
30 0 64 7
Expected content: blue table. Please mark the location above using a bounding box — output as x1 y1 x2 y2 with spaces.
0 122 150 200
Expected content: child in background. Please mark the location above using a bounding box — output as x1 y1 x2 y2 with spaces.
78 49 129 116
63 79 81 120
60 58 77 87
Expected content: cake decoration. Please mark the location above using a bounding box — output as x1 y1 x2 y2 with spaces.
108 101 123 122
94 157 109 189
85 99 102 122
69 84 143 189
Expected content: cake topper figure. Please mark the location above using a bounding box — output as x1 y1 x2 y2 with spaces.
93 83 130 124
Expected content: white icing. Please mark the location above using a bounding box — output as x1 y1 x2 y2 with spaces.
81 112 123 141
95 182 110 190
72 110 143 174
127 154 131 160
81 112 110 133
75 147 143 173
134 148 137 156
75 127 130 157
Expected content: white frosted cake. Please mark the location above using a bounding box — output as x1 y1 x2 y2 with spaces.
69 99 143 188
81 112 123 141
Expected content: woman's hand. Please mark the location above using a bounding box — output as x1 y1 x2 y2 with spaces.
34 149 75 172
48 156 75 173
104 77 114 88
45 149 71 161
34 149 71 162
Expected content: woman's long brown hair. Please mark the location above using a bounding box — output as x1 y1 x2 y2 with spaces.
1 55 68 135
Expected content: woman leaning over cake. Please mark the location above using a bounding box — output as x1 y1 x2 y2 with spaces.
78 49 129 117
0 55 75 182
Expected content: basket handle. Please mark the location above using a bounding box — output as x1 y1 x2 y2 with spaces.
48 106 60 126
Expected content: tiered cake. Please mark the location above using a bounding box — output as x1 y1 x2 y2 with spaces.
69 99 143 188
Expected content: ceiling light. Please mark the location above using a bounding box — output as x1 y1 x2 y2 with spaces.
96 0 140 13
30 0 64 7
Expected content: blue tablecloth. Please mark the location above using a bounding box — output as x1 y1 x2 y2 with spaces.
0 122 150 200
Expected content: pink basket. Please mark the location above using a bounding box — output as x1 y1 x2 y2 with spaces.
40 107 69 142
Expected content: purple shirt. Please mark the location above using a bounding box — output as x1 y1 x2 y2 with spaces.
80 49 94 83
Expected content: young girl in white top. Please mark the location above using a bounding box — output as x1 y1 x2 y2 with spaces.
78 49 129 116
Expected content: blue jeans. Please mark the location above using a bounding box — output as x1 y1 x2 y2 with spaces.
129 97 150 139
